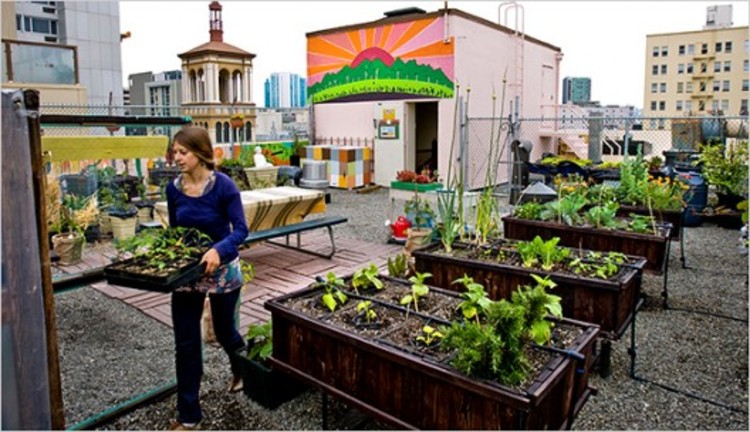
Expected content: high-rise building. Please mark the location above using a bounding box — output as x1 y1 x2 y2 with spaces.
264 72 307 108
644 4 748 122
562 77 592 105
2 1 125 106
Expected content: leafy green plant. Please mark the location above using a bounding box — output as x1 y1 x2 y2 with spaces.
474 187 499 245
453 275 492 323
584 201 621 229
415 325 444 347
400 271 432 313
616 151 649 205
53 192 99 235
356 300 378 323
316 272 348 312
511 274 562 345
351 263 383 293
539 192 588 226
695 140 749 197
405 193 435 229
114 226 211 271
513 201 544 220
387 253 409 279
246 321 272 361
627 213 656 235
515 236 570 271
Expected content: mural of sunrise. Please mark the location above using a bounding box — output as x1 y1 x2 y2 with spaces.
307 16 455 103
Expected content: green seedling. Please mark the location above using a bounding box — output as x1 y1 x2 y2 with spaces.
453 274 492 323
356 300 378 323
352 263 383 293
317 272 348 312
400 271 432 313
416 325 444 347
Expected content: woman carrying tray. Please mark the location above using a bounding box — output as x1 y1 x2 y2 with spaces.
166 126 249 430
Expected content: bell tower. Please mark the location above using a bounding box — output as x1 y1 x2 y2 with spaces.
209 1 223 42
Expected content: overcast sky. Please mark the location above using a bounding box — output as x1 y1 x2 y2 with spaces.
119 0 749 108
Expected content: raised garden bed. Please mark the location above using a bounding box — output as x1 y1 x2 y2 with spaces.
413 240 647 340
502 216 671 274
265 276 599 430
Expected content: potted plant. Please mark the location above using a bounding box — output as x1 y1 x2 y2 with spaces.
391 168 443 192
403 193 435 253
695 140 749 210
49 192 99 265
236 320 307 409
132 178 155 226
230 113 245 129
289 135 305 167
218 156 251 190
107 187 138 241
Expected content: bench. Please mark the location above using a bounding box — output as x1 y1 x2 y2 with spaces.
242 215 348 259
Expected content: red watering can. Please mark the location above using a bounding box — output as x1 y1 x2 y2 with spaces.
390 216 412 240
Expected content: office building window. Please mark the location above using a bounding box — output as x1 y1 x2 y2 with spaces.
721 100 729 112
714 61 722 72
686 82 693 93
701 43 708 54
685 100 692 112
722 80 730 92
700 62 707 73
715 42 723 52
713 80 721 92
741 99 748 114
712 100 720 112
677 82 684 93
661 64 667 74
687 44 695 55
698 101 705 111
652 65 658 75
15 15 57 35
723 61 731 72
652 46 660 57
676 100 683 111
660 82 667 93
659 101 666 111
745 40 749 53
650 101 657 110
744 60 749 72
725 41 732 53
661 46 668 56
678 63 685 74
679 45 685 55
743 79 749 92
699 81 707 92
686 63 694 73
651 83 658 93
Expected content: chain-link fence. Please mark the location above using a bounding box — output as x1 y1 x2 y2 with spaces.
465 115 749 195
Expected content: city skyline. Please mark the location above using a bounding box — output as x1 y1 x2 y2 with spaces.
120 0 749 108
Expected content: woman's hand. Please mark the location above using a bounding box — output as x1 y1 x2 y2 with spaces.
200 248 221 274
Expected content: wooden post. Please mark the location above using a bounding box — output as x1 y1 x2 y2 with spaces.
1 89 57 429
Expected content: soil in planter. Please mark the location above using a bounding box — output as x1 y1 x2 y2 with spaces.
367 280 443 313
322 303 406 338
282 291 335 320
376 315 454 364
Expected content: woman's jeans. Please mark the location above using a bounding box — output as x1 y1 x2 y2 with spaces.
171 289 244 424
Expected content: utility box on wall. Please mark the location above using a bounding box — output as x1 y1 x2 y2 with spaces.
306 145 372 189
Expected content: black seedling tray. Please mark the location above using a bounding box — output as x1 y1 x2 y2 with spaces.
104 256 206 292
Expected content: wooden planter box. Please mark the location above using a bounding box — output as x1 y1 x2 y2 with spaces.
390 181 443 192
618 205 684 241
265 281 599 430
502 216 671 275
413 242 647 340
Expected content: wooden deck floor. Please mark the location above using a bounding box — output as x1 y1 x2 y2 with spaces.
53 231 402 335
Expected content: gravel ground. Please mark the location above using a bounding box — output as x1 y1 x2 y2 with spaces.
54 187 749 430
